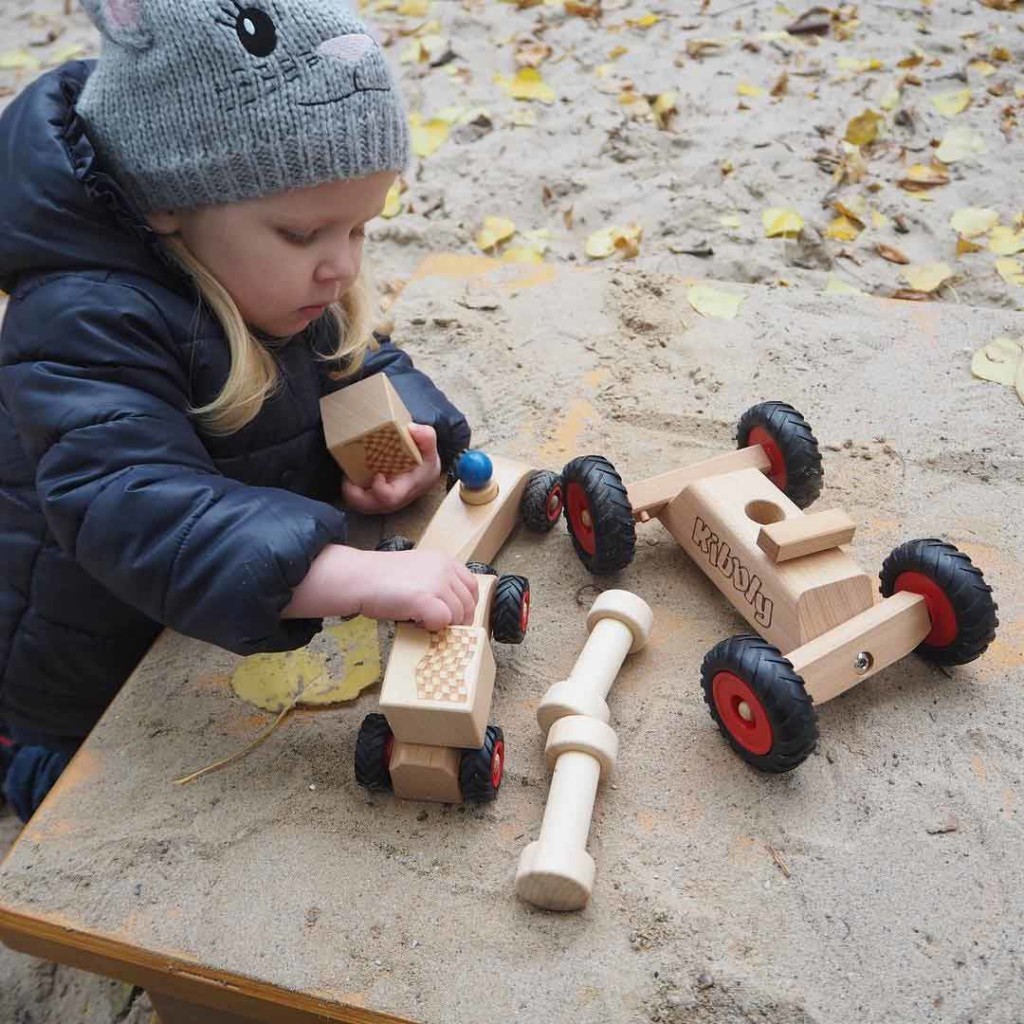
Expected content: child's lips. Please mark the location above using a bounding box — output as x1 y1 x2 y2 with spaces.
298 303 328 317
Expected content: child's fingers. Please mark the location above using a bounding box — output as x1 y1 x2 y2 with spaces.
455 562 479 597
417 595 454 633
406 423 439 460
450 576 477 625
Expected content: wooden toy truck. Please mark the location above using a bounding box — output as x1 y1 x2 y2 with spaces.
352 449 565 803
552 402 999 773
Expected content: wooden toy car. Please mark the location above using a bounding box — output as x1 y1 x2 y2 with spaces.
354 449 565 803
553 402 999 773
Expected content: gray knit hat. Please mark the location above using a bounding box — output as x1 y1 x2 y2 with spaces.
77 0 410 213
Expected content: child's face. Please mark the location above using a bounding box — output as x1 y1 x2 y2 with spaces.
151 171 396 338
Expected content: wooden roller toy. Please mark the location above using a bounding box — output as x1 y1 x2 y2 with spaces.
516 590 653 912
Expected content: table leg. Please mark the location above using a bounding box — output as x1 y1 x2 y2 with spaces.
149 991 264 1024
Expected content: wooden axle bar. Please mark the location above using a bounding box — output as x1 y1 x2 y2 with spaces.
626 445 771 519
788 591 932 705
757 509 857 564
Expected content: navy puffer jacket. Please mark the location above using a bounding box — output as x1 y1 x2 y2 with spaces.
0 63 470 745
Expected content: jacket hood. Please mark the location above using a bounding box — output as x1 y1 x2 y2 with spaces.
0 61 170 293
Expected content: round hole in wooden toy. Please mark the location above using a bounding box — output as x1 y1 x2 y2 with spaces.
744 499 786 525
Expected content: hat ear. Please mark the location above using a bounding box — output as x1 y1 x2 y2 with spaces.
80 0 152 51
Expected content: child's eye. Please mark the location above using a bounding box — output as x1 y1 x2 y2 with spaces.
235 7 277 57
279 227 317 245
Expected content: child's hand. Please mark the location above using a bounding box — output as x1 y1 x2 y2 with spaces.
354 549 479 631
341 423 442 515
283 545 479 630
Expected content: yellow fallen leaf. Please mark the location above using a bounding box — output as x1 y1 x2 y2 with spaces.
627 12 661 28
834 195 868 226
877 243 910 265
951 208 999 238
737 82 766 98
996 258 1024 286
511 106 537 127
763 208 804 238
476 216 517 252
825 274 866 296
0 49 41 70
382 182 403 219
687 284 743 320
844 109 883 146
609 45 629 60
971 337 1023 387
47 43 86 65
398 0 430 13
409 112 451 158
935 126 988 163
495 67 556 104
989 227 1024 256
400 34 448 65
957 237 985 255
720 213 742 229
650 92 678 130
838 57 884 74
901 262 953 293
871 210 889 229
898 162 950 190
585 224 643 259
931 88 972 117
969 60 997 77
231 617 381 711
826 215 862 241
880 88 901 111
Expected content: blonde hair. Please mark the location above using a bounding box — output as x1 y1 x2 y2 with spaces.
162 236 373 435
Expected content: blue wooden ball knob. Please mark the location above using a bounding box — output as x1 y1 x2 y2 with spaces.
458 450 493 489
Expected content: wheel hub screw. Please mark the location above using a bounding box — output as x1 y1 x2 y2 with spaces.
854 651 873 674
737 701 754 722
581 509 592 528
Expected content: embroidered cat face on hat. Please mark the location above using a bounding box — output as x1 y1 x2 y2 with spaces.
77 0 410 213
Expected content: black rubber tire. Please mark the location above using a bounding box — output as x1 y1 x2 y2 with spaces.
560 455 636 575
736 401 823 509
700 635 818 773
466 561 497 576
376 535 416 553
460 725 504 803
354 713 394 791
879 538 998 666
445 449 468 493
491 575 530 644
520 470 564 533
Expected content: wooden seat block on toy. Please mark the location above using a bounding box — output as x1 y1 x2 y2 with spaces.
757 508 856 564
389 742 463 803
416 455 535 563
319 374 422 488
379 624 495 748
658 467 874 653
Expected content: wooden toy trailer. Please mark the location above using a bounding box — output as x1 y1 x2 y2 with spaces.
554 402 999 772
354 451 565 803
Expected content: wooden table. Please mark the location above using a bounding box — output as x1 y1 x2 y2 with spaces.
2 258 1022 1024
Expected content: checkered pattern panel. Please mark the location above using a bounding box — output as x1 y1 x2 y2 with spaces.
415 629 478 704
359 425 419 477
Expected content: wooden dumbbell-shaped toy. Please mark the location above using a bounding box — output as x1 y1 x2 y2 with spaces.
516 590 653 912
535 589 654 734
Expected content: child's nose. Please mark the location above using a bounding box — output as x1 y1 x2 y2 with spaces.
317 34 375 64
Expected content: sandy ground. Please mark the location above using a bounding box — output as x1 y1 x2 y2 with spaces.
1 1 1022 1022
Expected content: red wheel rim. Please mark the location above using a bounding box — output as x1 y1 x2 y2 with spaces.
748 426 788 492
894 571 959 647
546 483 564 522
490 740 504 790
567 482 596 555
520 588 531 634
712 672 773 756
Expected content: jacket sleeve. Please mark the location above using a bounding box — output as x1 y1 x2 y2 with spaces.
321 334 471 471
0 278 347 655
